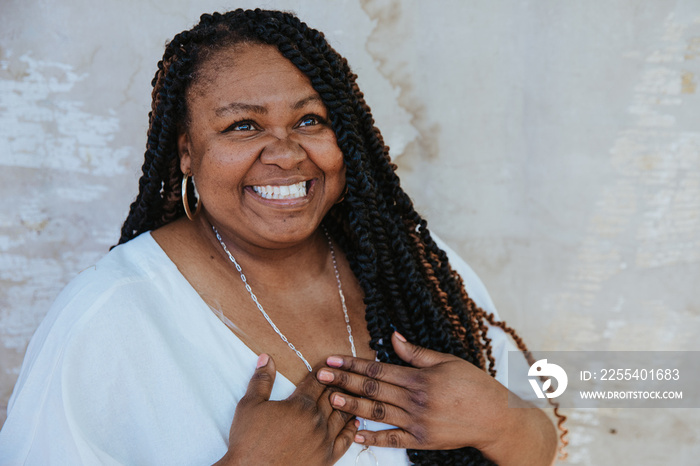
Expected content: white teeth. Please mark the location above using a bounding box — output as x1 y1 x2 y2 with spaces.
252 181 307 200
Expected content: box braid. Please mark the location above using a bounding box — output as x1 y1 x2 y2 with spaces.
117 9 566 464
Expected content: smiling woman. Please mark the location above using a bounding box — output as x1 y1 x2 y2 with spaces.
0 9 561 466
176 44 346 250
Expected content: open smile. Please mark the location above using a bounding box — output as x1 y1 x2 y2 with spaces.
250 180 313 200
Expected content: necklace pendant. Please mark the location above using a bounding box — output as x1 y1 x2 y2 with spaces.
355 445 379 466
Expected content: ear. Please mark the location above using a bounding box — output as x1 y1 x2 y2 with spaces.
178 131 192 174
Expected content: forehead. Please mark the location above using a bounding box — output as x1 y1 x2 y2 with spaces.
187 43 317 106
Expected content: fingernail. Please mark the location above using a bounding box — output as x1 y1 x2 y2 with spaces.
332 394 346 407
317 369 334 382
394 331 407 342
256 354 269 368
327 356 343 367
355 434 365 444
354 419 360 428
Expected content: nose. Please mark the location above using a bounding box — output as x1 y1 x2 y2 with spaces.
259 135 307 169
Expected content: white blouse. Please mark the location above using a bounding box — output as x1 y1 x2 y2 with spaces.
0 232 524 465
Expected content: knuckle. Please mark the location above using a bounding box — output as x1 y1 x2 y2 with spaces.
336 371 350 387
251 370 273 383
409 372 428 388
362 378 380 398
410 422 430 446
338 409 353 422
313 412 325 432
295 393 317 412
387 432 401 448
371 400 386 421
415 429 430 447
412 346 428 361
408 389 429 409
365 361 383 379
337 431 353 451
347 396 360 413
237 394 253 408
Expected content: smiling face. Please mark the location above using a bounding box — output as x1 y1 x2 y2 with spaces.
179 43 346 249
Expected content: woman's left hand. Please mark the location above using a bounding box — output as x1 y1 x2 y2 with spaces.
316 332 557 465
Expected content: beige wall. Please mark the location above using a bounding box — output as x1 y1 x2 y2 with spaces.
1 1 699 464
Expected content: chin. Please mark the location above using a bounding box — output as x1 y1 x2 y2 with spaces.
255 221 321 246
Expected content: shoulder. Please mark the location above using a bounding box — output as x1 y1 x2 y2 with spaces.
56 232 173 310
1 232 236 463
0 233 194 462
9 233 180 400
35 233 173 331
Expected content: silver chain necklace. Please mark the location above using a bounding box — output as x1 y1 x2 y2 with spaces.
212 225 357 370
212 225 377 466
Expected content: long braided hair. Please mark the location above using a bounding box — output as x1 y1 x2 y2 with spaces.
118 9 566 465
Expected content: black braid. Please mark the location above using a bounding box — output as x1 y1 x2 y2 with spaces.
116 9 559 465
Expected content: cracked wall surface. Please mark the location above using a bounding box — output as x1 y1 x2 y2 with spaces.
1 1 699 464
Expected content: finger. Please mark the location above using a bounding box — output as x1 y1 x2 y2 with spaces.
326 393 355 433
391 331 454 368
315 386 344 421
292 363 331 403
241 354 276 404
287 363 336 419
356 428 421 450
329 392 411 428
324 354 420 387
317 366 406 404
331 419 360 462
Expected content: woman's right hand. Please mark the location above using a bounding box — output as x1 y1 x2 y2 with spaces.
214 354 358 466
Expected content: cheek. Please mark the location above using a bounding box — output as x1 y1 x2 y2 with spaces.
316 141 346 177
192 147 251 196
325 146 346 194
196 140 251 174
337 161 347 187
323 150 346 194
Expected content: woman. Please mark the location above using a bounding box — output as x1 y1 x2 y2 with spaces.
0 9 561 465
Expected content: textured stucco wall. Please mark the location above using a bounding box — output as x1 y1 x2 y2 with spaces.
1 1 699 464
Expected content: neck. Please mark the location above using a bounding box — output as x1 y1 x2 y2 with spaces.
197 214 331 288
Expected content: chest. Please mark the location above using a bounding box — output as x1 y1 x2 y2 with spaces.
206 264 374 384
152 222 374 385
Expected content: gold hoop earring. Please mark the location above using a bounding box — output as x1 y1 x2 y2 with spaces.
181 172 201 221
335 185 348 204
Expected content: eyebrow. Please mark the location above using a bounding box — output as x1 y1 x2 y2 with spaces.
292 94 323 110
215 102 267 117
214 95 323 117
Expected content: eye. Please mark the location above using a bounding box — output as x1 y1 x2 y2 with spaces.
222 120 258 133
298 114 326 128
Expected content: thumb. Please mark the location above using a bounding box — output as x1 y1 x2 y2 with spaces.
392 332 453 368
243 353 277 404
